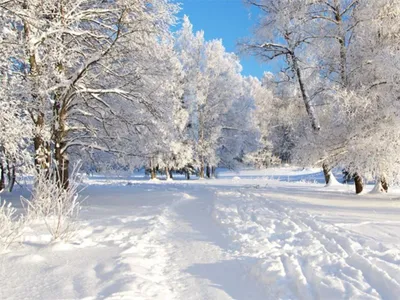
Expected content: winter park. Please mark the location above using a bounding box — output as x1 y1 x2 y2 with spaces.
1 0 400 299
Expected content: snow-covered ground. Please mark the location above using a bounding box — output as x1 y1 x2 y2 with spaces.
2 167 400 300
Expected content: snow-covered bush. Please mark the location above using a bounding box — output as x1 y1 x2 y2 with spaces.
22 165 84 241
0 200 24 251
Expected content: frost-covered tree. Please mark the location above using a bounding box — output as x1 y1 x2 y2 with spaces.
260 72 308 164
0 0 179 187
175 16 253 178
238 76 275 169
243 0 321 131
197 39 245 177
0 73 33 191
140 43 192 180
337 0 400 192
291 0 400 193
174 16 206 178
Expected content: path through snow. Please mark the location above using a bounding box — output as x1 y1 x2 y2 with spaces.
2 168 400 299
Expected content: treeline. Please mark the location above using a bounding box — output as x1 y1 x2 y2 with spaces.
2 0 398 193
0 1 270 187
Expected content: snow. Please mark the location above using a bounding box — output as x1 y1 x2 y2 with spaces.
326 171 341 187
2 167 400 299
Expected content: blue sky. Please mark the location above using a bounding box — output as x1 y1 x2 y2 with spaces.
178 0 269 78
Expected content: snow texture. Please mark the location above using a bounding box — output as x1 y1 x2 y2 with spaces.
2 168 400 299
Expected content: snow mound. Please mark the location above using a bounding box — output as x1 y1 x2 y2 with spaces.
12 254 46 264
50 242 76 251
370 181 388 194
325 172 342 187
181 193 196 200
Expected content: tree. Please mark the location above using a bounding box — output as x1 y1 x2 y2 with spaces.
0 0 179 187
291 0 400 192
237 76 275 169
243 0 321 131
175 16 252 178
0 73 33 191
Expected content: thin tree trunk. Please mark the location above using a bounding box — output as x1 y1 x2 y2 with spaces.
24 10 50 175
151 168 156 180
9 166 16 192
380 175 389 193
185 170 190 180
199 162 205 179
322 163 331 185
6 161 16 192
292 55 320 131
59 159 69 189
199 107 205 179
211 166 216 178
150 159 156 180
354 173 364 194
334 1 348 87
54 101 69 189
0 162 5 192
33 114 50 173
166 167 171 180
206 164 211 178
55 140 69 188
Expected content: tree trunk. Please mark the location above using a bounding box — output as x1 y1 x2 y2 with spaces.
32 123 45 173
166 167 171 180
380 175 389 193
211 166 216 178
54 101 70 189
198 107 206 179
150 160 156 180
34 114 50 173
199 162 205 179
292 54 320 131
354 173 364 194
185 170 190 180
169 169 173 180
25 16 50 175
206 164 211 178
7 162 16 192
9 166 16 192
322 163 331 185
54 138 69 189
58 158 69 189
151 168 156 180
0 162 5 192
333 1 348 87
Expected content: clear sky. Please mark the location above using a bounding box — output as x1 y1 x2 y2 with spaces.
178 0 270 78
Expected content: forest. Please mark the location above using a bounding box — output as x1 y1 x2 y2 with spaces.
0 0 398 194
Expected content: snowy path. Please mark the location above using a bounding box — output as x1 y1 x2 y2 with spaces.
2 168 400 299
159 187 267 300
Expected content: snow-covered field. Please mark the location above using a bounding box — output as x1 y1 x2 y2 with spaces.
2 168 400 300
